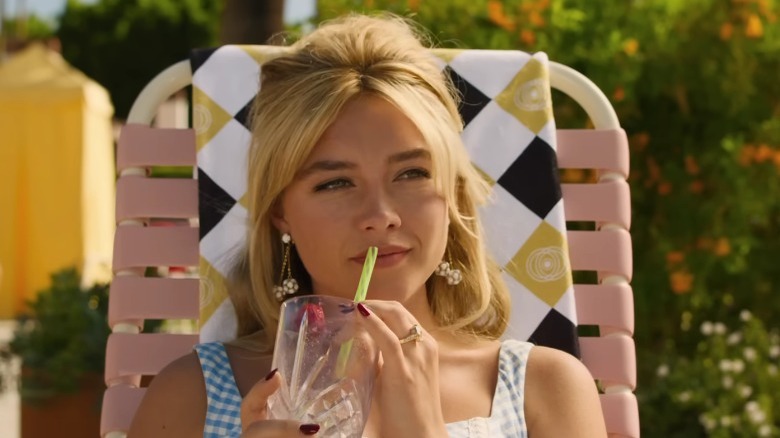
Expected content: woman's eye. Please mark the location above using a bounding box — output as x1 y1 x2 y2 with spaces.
397 168 431 180
314 178 352 191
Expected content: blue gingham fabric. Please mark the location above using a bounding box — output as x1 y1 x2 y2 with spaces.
194 342 243 437
195 339 532 437
446 340 532 438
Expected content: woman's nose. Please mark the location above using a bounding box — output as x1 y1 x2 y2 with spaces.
356 189 402 232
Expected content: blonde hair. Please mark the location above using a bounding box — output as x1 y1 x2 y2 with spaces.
230 13 510 351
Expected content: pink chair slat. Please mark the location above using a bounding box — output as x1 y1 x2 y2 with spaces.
600 392 640 438
117 124 196 173
556 129 629 178
105 333 198 386
579 336 637 389
574 284 635 335
108 276 199 330
561 180 631 229
112 226 199 272
101 384 147 437
567 230 633 280
116 176 198 222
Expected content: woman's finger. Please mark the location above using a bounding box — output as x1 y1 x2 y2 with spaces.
355 302 407 361
360 300 420 338
240 369 281 432
355 301 434 367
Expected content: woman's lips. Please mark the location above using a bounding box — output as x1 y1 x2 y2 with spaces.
351 249 411 268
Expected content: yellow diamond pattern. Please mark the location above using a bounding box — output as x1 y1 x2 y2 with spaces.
237 192 250 209
431 48 466 64
505 221 571 307
192 88 234 152
472 163 496 187
239 45 290 67
493 58 552 134
199 256 229 327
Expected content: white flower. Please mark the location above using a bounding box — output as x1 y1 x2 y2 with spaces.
749 409 766 425
738 385 753 398
769 345 780 359
701 321 714 335
740 310 752 321
719 359 733 373
744 347 757 362
732 359 745 373
720 415 732 427
768 364 778 376
727 332 742 345
677 391 691 402
746 401 760 413
657 364 669 378
699 415 716 431
759 425 772 437
722 375 734 388
714 322 727 335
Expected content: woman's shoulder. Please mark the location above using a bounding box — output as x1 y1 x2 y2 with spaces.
127 350 207 437
523 345 607 436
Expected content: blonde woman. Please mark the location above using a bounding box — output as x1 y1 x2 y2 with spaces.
129 14 606 438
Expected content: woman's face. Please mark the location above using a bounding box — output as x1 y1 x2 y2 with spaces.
273 94 449 302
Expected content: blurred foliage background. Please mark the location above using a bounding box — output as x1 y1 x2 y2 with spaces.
4 0 778 435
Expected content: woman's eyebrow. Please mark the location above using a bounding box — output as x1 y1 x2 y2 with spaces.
388 148 431 163
298 160 356 178
298 148 430 178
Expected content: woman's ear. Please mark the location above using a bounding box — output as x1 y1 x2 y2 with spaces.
270 200 289 234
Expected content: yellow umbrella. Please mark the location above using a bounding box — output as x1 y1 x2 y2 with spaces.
0 43 115 317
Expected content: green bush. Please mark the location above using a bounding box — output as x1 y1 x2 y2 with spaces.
1 268 109 402
315 1 780 435
645 310 779 437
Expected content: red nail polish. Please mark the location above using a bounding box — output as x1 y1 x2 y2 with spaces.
357 303 371 317
299 423 320 435
264 368 278 381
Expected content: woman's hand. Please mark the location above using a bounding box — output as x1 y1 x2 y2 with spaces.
240 370 321 437
356 300 449 438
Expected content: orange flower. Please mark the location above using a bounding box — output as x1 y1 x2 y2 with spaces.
746 14 764 38
408 0 419 11
631 132 650 151
529 11 545 27
739 144 756 166
670 270 694 294
520 29 536 46
715 238 731 256
646 157 661 182
623 38 639 56
658 181 672 195
489 1 516 31
689 180 705 194
773 151 780 168
666 251 685 264
613 85 625 102
684 155 700 175
755 144 773 163
697 237 714 250
720 22 734 41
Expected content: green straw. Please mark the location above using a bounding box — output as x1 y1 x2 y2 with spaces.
353 246 378 303
336 246 378 376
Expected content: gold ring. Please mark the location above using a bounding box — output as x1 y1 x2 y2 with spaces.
399 324 423 344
